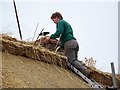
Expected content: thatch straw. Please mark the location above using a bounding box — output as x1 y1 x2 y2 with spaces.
1 35 67 68
1 34 120 88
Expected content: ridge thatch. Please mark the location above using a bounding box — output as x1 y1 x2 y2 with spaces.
1 34 67 68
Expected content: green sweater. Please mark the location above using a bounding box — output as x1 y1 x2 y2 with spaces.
50 19 76 47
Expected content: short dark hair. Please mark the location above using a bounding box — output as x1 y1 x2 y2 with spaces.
51 12 63 20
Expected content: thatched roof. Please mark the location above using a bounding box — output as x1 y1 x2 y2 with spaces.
1 34 120 88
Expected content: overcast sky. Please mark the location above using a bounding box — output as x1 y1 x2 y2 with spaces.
0 0 119 73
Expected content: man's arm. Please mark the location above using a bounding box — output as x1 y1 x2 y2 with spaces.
50 21 64 39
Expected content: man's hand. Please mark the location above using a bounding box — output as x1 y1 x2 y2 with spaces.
35 36 50 44
45 36 50 41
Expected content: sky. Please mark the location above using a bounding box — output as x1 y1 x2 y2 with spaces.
0 0 119 73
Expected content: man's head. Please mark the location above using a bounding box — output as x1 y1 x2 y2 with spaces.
51 12 63 24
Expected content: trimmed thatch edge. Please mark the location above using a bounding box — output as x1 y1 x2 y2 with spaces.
1 35 67 68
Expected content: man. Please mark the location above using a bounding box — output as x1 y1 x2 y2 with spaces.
46 12 91 77
46 12 79 65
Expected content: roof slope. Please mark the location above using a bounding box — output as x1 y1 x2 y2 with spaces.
1 34 120 88
2 52 89 88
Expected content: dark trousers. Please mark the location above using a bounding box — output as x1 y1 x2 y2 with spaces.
64 39 79 63
64 39 90 77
